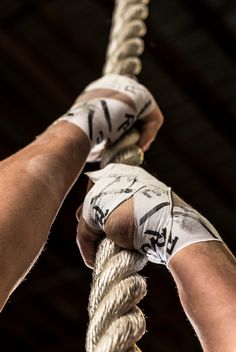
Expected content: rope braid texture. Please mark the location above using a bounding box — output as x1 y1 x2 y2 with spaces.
86 1 150 351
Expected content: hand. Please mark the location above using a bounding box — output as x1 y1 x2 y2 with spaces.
57 74 164 161
76 164 222 268
76 187 135 268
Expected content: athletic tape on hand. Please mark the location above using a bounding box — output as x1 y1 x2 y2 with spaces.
82 164 223 266
85 74 156 118
167 206 223 267
57 98 135 160
82 163 162 230
56 74 156 161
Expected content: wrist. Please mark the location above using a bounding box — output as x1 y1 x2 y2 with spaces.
56 74 157 162
38 120 91 163
57 97 136 162
164 204 223 268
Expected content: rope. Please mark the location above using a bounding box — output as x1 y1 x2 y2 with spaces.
100 128 144 169
86 1 150 351
86 239 148 352
103 0 149 77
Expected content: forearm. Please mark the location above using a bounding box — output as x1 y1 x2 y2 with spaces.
0 121 90 309
78 163 236 350
169 241 236 352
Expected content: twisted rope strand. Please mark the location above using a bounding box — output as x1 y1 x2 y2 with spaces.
86 1 150 351
88 245 147 319
103 0 149 76
100 129 144 169
86 239 147 352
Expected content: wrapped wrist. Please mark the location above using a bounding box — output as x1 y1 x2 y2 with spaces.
57 98 135 161
55 74 157 162
134 194 222 266
81 164 223 267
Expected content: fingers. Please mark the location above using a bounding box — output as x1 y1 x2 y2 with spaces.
76 179 99 268
75 203 83 221
76 215 103 268
76 196 135 268
138 105 164 152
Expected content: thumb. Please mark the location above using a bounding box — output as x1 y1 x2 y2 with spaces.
76 214 103 268
104 197 135 250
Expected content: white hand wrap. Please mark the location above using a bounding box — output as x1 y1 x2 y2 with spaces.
57 74 156 161
83 164 222 266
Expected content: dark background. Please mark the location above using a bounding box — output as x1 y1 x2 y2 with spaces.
0 0 236 351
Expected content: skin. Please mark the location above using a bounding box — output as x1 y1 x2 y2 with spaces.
77 194 236 352
169 242 236 352
0 87 162 310
1 80 235 351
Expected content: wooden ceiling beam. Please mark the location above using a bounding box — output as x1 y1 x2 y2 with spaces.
38 2 101 74
0 27 73 110
98 0 236 143
180 0 236 63
97 0 235 208
2 0 101 76
1 0 54 30
145 27 236 144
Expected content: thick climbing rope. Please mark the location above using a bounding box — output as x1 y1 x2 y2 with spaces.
86 1 150 351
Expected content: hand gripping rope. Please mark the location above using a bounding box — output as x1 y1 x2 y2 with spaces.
86 1 150 351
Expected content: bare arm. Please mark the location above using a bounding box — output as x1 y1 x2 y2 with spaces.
169 241 236 352
0 74 162 310
0 122 90 309
168 193 236 351
77 164 236 352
